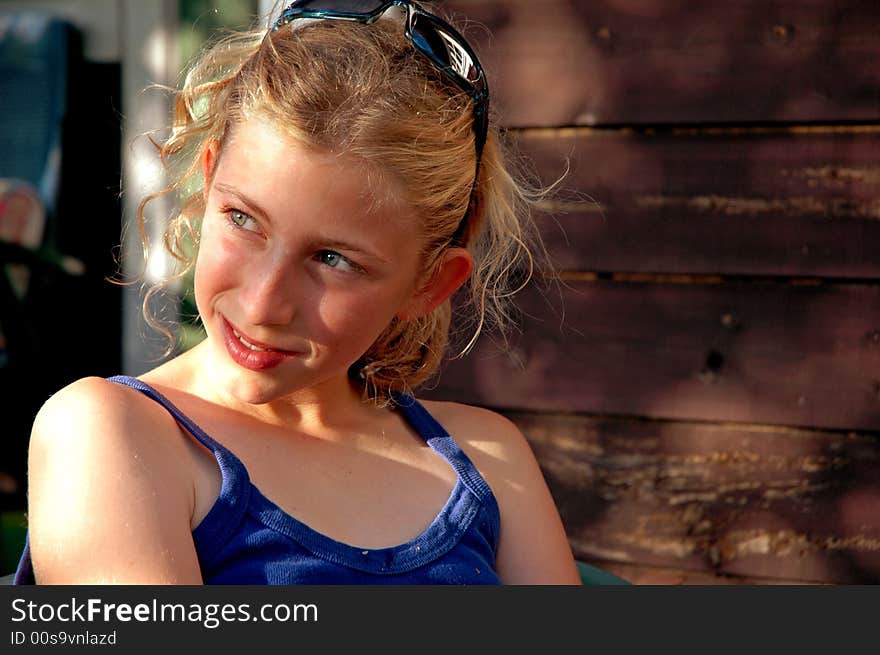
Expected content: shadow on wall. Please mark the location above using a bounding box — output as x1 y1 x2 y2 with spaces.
428 0 880 584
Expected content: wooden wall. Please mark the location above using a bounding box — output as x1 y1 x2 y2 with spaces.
426 0 880 584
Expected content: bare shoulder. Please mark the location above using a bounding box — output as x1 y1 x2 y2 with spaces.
417 399 542 509
31 376 190 469
419 398 582 584
35 375 159 428
27 376 202 583
418 399 528 463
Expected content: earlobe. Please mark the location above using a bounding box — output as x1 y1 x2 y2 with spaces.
397 248 474 320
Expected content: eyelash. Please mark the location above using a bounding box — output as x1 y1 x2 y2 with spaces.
220 206 363 274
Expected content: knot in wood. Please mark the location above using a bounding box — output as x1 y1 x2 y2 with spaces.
772 24 794 43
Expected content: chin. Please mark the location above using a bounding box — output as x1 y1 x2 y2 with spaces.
202 349 281 406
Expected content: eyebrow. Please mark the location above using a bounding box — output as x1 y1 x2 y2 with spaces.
212 182 391 264
213 183 270 221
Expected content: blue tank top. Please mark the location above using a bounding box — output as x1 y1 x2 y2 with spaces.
14 375 502 584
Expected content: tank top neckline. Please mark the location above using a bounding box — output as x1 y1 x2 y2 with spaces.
107 375 497 575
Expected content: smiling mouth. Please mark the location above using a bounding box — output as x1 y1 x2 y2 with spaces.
222 317 300 359
231 326 273 352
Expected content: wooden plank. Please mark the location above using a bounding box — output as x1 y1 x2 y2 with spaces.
586 561 824 585
504 411 880 584
427 281 880 431
515 127 880 278
440 0 880 126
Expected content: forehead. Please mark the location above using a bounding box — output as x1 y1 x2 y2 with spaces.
213 117 416 230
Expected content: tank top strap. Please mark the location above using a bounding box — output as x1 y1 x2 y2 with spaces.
106 375 252 552
390 392 495 506
107 375 239 465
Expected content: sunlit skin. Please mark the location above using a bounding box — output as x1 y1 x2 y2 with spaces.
187 117 471 424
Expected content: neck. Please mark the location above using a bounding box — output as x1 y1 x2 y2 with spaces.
183 343 386 435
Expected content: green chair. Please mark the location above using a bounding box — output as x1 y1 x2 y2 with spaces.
0 509 26 584
577 560 630 585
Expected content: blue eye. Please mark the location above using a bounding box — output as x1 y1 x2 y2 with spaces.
318 250 358 273
226 209 257 232
321 251 340 266
230 210 247 226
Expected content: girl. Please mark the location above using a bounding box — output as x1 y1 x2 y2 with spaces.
14 0 581 584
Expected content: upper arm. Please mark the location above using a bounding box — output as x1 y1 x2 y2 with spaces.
27 377 203 584
442 405 582 585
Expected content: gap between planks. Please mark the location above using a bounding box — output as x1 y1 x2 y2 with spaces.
511 122 880 139
543 271 880 286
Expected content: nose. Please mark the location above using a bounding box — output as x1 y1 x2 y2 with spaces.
239 251 299 327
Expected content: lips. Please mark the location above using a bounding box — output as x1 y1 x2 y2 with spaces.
220 317 299 371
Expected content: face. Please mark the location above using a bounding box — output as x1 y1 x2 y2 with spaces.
194 117 428 407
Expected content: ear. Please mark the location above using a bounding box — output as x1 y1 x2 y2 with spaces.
201 139 221 192
397 247 474 321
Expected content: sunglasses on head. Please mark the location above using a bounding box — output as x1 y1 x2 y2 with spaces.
273 0 490 242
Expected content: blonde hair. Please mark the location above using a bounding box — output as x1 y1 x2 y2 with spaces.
138 5 555 403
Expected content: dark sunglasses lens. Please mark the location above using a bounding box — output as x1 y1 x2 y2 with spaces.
292 0 387 12
410 15 483 87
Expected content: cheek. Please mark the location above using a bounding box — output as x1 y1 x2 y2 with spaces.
314 288 402 348
193 229 245 302
193 251 228 316
192 255 211 311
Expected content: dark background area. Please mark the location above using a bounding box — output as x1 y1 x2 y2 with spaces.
0 16 122 514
